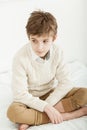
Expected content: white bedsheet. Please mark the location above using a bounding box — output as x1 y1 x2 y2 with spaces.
0 61 87 130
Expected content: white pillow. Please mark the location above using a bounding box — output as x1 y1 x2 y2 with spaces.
68 60 87 87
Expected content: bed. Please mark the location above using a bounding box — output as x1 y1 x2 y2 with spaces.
0 60 87 130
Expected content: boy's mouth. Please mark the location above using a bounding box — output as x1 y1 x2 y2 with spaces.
36 51 44 54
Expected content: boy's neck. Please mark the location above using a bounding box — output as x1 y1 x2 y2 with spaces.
40 51 49 60
40 55 46 60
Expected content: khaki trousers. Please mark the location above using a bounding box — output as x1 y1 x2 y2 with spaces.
7 87 87 125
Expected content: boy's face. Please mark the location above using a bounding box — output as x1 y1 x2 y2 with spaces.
29 34 56 58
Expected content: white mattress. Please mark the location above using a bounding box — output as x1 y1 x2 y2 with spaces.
0 61 87 130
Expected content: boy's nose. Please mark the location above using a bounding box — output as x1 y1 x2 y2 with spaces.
38 43 44 50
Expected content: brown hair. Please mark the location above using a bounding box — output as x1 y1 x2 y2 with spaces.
26 10 58 37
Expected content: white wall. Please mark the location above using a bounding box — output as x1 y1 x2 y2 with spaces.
0 0 87 70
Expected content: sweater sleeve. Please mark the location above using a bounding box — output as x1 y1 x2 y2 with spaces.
45 47 74 106
12 55 48 112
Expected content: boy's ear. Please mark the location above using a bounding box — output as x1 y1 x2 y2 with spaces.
53 35 57 41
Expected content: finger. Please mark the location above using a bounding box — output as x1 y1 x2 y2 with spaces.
49 114 55 124
52 112 58 124
51 117 55 124
54 112 63 124
53 111 59 124
58 115 63 123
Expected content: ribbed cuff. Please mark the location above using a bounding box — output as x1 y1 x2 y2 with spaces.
30 100 49 112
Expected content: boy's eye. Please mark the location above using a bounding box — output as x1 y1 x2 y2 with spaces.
32 39 35 42
32 39 37 43
43 40 48 43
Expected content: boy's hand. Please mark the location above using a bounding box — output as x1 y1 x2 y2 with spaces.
44 104 63 124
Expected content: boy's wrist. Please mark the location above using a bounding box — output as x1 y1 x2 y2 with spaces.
43 104 52 112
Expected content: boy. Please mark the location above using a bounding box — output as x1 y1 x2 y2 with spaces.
7 10 87 130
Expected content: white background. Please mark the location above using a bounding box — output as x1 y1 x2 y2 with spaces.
0 0 87 70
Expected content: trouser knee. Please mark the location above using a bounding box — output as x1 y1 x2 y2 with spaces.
61 88 87 112
7 103 16 123
73 88 87 106
7 102 28 123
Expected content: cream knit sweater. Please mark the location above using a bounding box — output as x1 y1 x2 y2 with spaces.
12 43 73 112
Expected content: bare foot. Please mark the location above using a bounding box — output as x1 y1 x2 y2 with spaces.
62 106 87 121
18 124 29 130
